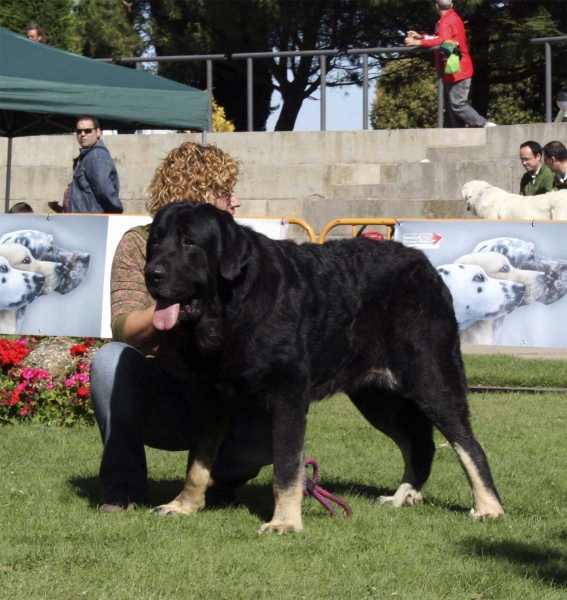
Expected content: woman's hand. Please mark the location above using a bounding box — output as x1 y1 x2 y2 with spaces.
123 304 161 350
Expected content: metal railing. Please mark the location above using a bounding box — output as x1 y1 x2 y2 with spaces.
99 46 441 131
530 36 567 123
100 35 566 132
231 46 443 131
97 54 226 134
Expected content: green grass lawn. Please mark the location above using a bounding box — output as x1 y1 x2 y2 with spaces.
1 387 566 600
463 355 567 388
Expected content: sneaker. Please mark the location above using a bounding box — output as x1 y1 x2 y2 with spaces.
484 121 497 127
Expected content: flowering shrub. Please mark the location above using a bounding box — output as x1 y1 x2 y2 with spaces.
0 337 105 426
0 338 31 369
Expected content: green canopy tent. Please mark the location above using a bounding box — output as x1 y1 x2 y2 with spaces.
0 27 209 211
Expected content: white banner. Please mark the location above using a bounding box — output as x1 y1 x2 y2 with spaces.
0 214 290 338
394 220 567 348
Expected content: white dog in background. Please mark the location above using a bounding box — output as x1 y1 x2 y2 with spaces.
462 180 567 220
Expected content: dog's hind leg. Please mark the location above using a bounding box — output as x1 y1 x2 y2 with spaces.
258 399 307 534
403 362 506 520
348 387 435 508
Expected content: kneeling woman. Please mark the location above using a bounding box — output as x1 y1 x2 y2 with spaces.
91 142 272 512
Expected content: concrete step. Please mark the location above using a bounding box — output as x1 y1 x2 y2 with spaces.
329 159 519 202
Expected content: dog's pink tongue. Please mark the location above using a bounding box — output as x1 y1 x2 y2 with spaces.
153 300 180 331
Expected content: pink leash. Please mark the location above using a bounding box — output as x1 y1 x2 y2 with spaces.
303 458 353 518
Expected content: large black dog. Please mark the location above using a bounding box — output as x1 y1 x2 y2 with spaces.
145 202 505 533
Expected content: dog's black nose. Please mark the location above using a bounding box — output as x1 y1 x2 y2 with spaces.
145 265 166 284
55 263 64 274
33 274 45 284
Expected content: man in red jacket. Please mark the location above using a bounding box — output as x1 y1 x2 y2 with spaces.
405 0 495 128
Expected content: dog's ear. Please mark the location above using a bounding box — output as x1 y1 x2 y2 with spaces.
217 212 252 281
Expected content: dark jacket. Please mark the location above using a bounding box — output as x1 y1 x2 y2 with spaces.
68 140 123 213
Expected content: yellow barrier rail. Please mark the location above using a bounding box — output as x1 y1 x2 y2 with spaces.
238 215 317 243
318 218 397 243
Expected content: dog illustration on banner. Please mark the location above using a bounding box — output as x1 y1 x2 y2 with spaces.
438 237 566 345
0 230 90 333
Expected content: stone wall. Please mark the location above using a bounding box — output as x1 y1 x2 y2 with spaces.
1 123 565 237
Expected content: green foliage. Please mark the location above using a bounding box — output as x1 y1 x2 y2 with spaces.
1 0 565 130
0 0 80 52
75 0 144 59
371 57 438 130
212 99 235 133
373 0 566 129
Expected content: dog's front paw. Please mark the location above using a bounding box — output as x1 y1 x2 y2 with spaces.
375 488 423 508
469 506 507 521
258 519 303 535
151 499 204 517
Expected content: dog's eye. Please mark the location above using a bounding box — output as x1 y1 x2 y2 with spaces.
0 264 7 273
499 266 509 273
22 257 31 264
473 273 485 283
182 237 194 247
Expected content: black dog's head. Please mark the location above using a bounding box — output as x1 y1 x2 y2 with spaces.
145 202 251 332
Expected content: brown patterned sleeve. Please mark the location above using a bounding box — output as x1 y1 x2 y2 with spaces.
110 229 154 341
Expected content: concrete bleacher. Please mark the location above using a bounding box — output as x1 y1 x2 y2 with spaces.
1 122 565 238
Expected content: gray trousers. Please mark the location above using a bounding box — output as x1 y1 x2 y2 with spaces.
90 342 272 505
445 78 487 128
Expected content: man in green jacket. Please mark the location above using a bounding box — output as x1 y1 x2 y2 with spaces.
519 141 555 196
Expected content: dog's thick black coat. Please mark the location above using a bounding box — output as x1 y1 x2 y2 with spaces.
145 202 505 532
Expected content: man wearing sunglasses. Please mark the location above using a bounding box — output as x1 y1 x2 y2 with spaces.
65 115 123 214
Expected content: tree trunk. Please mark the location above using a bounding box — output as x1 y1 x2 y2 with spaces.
274 90 306 131
467 2 494 118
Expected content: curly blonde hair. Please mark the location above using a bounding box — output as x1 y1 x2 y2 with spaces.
146 142 240 217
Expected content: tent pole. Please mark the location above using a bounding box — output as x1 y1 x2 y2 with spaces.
201 130 207 146
4 137 12 213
